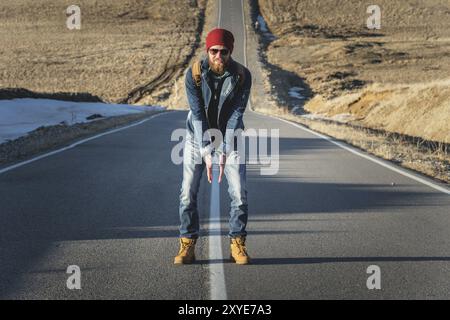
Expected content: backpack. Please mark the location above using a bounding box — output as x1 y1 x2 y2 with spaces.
191 59 246 88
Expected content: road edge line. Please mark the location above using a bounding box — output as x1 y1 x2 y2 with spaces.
0 111 170 175
263 113 450 195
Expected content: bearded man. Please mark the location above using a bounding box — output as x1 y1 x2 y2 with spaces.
175 28 252 265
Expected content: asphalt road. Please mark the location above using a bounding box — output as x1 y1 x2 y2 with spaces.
1 0 450 299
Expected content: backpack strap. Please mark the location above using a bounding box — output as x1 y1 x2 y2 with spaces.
192 60 202 87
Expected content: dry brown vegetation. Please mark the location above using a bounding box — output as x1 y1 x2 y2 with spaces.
255 106 450 184
258 0 450 143
0 0 205 103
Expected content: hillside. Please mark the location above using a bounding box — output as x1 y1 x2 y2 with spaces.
258 0 450 143
0 0 205 103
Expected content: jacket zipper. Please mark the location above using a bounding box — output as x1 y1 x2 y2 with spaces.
201 63 240 129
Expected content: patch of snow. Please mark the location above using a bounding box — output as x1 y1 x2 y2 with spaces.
291 106 301 115
0 98 165 142
256 15 269 33
288 87 306 100
331 113 354 123
301 113 327 121
256 15 276 41
300 112 354 123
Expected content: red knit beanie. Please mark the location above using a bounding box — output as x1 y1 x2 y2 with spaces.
205 28 234 54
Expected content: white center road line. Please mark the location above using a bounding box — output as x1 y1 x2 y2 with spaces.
208 0 449 302
218 0 222 28
0 111 169 175
208 0 252 300
209 165 227 300
207 0 228 301
207 0 248 301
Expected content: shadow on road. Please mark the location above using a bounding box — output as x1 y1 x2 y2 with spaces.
196 256 450 265
0 111 446 297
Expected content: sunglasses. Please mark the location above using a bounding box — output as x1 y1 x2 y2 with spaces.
209 48 230 56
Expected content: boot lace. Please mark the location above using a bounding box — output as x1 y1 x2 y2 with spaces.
179 239 195 253
234 238 248 256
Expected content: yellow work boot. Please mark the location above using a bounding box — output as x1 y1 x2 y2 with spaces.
230 236 250 265
174 238 197 265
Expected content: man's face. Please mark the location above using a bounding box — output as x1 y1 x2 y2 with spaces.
208 45 231 75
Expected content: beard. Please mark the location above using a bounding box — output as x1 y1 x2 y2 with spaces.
209 56 228 75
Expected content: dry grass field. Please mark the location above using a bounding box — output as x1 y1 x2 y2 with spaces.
258 0 450 143
0 0 205 103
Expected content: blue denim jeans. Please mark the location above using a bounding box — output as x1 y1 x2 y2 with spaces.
179 132 248 239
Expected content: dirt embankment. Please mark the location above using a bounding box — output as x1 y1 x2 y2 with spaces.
0 0 206 104
257 0 450 143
